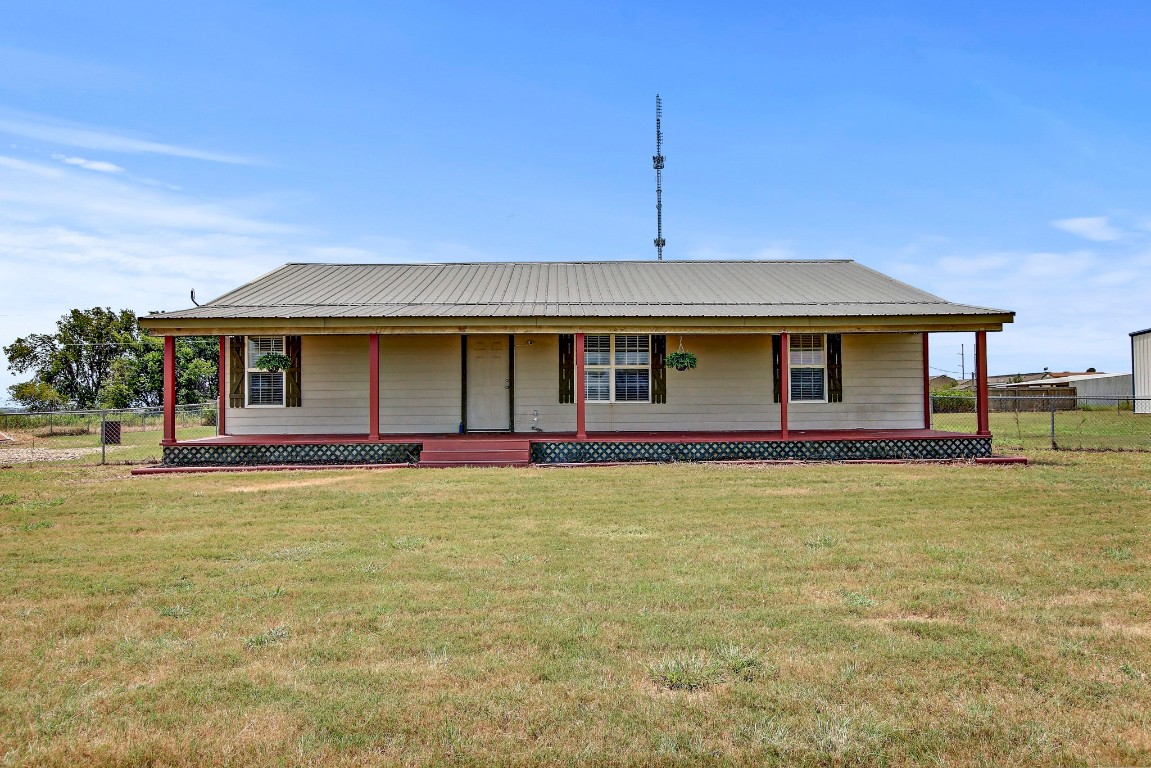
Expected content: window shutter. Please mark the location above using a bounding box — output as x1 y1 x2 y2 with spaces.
827 334 843 403
228 336 245 408
772 335 782 404
558 334 575 404
651 334 667 404
285 335 302 407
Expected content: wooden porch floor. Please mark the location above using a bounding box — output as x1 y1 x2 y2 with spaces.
179 428 978 446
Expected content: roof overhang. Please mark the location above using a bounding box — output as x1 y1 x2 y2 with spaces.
139 312 1013 337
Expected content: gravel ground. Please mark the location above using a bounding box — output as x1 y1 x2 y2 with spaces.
0 446 104 464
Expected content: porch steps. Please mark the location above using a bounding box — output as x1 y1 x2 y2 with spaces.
418 437 532 468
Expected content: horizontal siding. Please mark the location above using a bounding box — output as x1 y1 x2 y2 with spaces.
379 335 462 433
788 333 924 429
513 335 576 432
226 335 369 435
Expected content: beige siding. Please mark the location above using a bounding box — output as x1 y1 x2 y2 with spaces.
513 334 779 432
226 335 369 435
788 333 924 430
1135 334 1151 414
379 335 462 433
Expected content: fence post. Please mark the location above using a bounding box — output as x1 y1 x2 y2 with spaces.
1050 394 1056 450
101 410 106 465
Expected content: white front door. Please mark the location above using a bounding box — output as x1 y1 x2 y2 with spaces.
467 336 510 430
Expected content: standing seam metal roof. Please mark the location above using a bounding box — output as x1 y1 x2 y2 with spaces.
149 260 1013 320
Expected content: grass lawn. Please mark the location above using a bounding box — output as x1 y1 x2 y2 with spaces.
1 454 1149 765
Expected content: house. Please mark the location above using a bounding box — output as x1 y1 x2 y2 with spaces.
1134 328 1151 415
138 260 1014 467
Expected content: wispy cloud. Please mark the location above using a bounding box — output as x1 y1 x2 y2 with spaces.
1052 216 1124 242
0 110 254 165
52 153 124 174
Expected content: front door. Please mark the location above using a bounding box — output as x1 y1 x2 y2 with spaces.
467 336 511 430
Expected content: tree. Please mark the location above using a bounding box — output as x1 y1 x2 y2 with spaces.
6 381 64 411
4 308 218 409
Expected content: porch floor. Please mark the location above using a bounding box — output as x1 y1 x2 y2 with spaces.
179 428 979 446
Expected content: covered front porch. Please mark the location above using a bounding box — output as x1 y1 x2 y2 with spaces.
155 427 995 468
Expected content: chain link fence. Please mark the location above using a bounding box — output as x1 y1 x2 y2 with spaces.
931 394 1151 451
0 403 216 464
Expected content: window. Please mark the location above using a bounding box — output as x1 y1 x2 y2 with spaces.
247 336 285 406
789 333 826 402
585 334 651 403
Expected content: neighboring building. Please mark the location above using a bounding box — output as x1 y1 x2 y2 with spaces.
1134 328 1151 415
1000 371 1133 406
139 260 1014 467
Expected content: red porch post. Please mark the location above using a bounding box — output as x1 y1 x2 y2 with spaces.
975 330 990 436
162 335 176 445
779 331 789 439
217 335 227 436
922 332 931 430
575 332 586 439
369 334 380 440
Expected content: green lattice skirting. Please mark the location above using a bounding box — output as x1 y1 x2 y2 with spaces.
530 437 991 464
163 443 422 467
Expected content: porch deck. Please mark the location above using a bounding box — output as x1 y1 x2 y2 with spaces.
159 429 993 467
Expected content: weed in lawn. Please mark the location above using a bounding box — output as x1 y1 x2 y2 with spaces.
503 553 535 566
19 519 51 532
245 626 290 649
649 644 768 690
387 535 426 550
0 493 18 505
159 604 192 619
804 531 839 550
841 590 878 609
1104 547 1133 561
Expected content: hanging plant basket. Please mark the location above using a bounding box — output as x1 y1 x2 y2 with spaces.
254 352 292 373
665 350 698 372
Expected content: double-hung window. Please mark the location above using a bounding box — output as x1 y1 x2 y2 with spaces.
789 333 826 402
247 336 285 407
585 334 651 403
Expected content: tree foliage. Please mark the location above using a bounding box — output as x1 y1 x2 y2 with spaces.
3 308 218 410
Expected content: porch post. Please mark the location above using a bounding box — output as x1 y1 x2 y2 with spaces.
779 331 789 439
217 335 227 436
162 335 176 445
975 330 990 436
575 332 586 439
369 334 380 440
922 332 931 430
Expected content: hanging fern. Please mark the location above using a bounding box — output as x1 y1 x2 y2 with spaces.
665 350 698 371
254 352 292 372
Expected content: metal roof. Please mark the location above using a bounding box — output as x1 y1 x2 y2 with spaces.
147 261 1012 321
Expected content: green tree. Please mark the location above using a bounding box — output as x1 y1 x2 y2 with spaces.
4 308 218 409
6 381 64 411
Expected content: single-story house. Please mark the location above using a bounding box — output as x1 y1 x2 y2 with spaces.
139 260 1014 467
1133 328 1151 414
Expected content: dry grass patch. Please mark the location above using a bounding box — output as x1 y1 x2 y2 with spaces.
1 454 1149 765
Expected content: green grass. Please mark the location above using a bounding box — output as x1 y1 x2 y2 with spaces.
932 409 1151 451
1 455 1149 765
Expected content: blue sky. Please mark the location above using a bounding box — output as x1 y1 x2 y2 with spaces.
3 1 1151 401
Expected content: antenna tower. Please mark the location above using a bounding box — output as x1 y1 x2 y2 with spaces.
653 94 666 260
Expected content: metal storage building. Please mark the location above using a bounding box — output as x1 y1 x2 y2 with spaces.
1134 328 1151 414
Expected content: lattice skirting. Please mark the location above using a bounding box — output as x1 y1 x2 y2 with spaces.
163 443 422 467
530 437 992 464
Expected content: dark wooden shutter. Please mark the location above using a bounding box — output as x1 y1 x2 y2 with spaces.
228 336 246 408
651 334 667 404
772 335 782 404
285 335 302 407
827 334 843 403
558 334 575 404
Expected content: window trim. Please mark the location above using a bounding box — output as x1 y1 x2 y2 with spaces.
789 333 828 403
584 334 652 404
245 335 287 408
